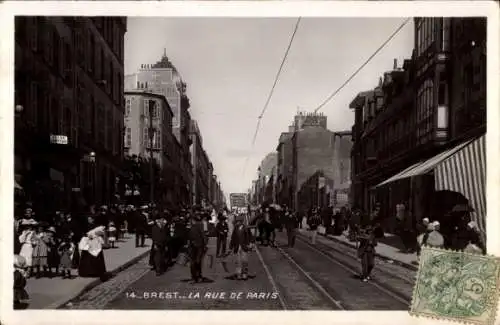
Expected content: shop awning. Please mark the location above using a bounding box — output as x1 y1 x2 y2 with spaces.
434 135 486 236
373 137 476 189
373 161 424 189
373 135 486 235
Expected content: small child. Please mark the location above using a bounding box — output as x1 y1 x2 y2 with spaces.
58 237 75 279
14 255 29 308
108 222 117 248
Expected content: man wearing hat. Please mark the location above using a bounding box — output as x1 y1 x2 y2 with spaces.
229 214 254 280
187 211 208 283
135 205 149 247
150 214 170 275
215 212 229 257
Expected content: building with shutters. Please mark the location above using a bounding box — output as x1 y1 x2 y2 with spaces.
14 16 127 213
123 91 181 206
125 51 193 206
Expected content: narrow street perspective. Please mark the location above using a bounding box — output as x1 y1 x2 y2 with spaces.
12 13 487 311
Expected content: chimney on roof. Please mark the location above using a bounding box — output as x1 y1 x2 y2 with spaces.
379 77 383 87
393 59 398 70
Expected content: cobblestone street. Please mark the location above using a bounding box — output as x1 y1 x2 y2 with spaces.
63 233 415 310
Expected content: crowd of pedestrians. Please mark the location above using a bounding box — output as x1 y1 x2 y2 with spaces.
246 201 486 283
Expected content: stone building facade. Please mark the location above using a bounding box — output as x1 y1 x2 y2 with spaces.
14 16 127 212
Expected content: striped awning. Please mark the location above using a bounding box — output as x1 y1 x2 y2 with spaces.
373 161 424 188
373 138 476 189
373 135 486 236
435 135 486 237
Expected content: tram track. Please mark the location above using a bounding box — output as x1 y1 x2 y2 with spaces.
295 234 413 304
266 231 412 310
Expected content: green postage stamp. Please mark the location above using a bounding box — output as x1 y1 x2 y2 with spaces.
411 246 500 325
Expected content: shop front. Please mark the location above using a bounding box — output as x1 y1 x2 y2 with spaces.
372 134 486 241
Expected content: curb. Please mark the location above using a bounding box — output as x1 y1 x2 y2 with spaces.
48 249 151 309
321 233 418 271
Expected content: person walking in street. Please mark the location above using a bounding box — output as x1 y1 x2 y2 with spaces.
229 214 254 280
188 211 208 283
150 215 169 276
357 225 377 282
78 226 107 280
215 213 229 257
308 208 321 244
135 206 148 248
284 209 299 247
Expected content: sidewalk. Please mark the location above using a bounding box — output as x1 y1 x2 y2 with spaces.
297 228 418 271
25 234 152 309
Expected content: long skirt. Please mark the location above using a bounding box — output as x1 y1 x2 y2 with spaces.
71 248 80 269
78 250 106 278
19 244 34 267
48 247 60 268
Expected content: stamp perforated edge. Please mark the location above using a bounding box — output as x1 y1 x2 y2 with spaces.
408 246 500 325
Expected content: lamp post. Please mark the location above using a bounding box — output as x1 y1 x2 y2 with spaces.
148 99 155 204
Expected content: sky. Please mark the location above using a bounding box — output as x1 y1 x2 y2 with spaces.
124 17 415 200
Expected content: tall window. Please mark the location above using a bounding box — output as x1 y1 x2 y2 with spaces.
109 62 114 98
153 129 161 149
417 79 434 142
442 18 450 52
417 18 436 56
125 98 131 116
464 63 473 105
124 127 131 147
29 82 38 125
89 35 95 73
29 18 38 52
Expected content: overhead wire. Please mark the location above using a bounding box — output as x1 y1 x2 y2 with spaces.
313 18 411 113
242 17 411 191
242 17 302 177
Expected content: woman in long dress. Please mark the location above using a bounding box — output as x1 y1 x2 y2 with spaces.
78 226 107 279
19 221 37 278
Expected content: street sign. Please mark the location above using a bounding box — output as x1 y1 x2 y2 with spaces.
50 134 68 145
230 193 247 210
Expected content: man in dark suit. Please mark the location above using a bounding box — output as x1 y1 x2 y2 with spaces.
188 211 208 283
215 213 229 257
150 215 169 276
135 206 148 247
284 209 299 247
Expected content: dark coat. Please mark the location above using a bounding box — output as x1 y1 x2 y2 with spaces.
308 215 321 230
135 212 148 232
229 224 254 253
151 224 169 247
189 222 207 248
215 221 229 238
284 214 299 230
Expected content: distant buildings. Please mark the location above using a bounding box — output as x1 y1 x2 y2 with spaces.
190 120 212 206
124 51 224 209
252 152 278 205
251 112 352 214
14 17 127 214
